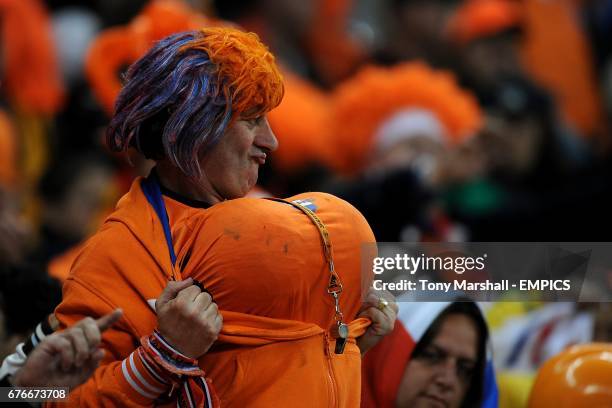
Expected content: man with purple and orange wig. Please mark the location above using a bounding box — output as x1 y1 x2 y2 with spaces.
108 27 284 197
48 27 396 408
48 27 284 407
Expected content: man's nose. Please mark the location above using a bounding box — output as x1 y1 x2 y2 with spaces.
256 117 279 152
433 358 459 390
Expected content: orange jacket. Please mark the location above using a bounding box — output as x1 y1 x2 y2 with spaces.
49 177 375 407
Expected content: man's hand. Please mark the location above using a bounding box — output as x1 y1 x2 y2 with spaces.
11 309 123 388
356 289 398 355
156 278 222 359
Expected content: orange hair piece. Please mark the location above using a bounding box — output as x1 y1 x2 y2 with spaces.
184 27 284 119
446 0 523 45
0 0 65 115
331 62 482 174
267 71 335 172
86 0 214 115
307 0 366 86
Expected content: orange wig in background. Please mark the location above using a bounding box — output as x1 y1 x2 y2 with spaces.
85 0 219 115
0 0 65 115
267 72 336 173
331 62 482 174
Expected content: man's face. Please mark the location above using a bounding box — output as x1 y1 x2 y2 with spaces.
396 314 479 408
199 115 278 200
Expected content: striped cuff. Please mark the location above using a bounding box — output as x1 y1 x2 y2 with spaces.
22 318 54 356
116 331 208 403
0 315 57 382
140 331 205 377
116 348 171 403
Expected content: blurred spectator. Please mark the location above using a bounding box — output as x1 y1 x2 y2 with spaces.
446 77 612 241
35 151 115 263
212 0 368 87
0 110 32 267
0 0 65 116
306 0 370 86
520 0 606 139
447 0 605 139
266 71 336 175
52 7 102 85
0 264 62 361
330 62 482 179
85 0 213 116
447 0 525 107
325 62 483 241
376 0 459 68
362 300 495 408
0 191 32 267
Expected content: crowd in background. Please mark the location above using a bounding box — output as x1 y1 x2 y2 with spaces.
0 0 611 406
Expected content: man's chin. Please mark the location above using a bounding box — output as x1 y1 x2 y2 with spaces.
415 394 449 408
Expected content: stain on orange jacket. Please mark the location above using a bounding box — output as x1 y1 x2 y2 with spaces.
51 177 375 407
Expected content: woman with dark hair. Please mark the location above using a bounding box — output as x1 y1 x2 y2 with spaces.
397 302 489 408
362 300 496 408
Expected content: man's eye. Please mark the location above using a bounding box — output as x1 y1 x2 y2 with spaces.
247 117 262 127
457 362 475 380
419 349 444 364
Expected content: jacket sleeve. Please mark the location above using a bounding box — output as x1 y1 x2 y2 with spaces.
43 221 180 408
44 278 173 408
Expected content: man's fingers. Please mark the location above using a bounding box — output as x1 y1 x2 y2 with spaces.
79 318 102 348
67 328 90 367
44 334 71 356
82 349 105 370
359 307 393 334
96 308 123 332
85 349 105 367
72 351 105 388
214 313 223 332
194 291 213 310
56 336 76 371
175 285 202 303
156 278 194 307
362 291 380 308
362 289 397 313
201 302 219 322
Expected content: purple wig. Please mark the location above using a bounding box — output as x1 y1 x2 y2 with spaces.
106 31 231 178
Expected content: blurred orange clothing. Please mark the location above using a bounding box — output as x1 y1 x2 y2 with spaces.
0 110 17 189
268 71 337 173
47 243 85 282
51 177 374 407
520 0 604 137
448 0 604 137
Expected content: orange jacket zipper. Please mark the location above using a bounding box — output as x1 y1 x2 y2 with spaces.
324 333 338 408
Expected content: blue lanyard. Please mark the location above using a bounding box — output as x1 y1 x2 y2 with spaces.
141 175 177 268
